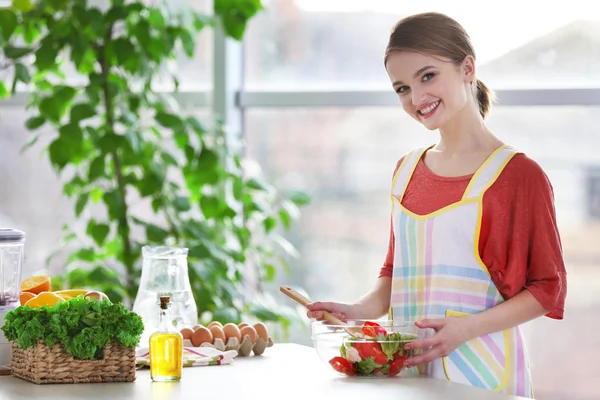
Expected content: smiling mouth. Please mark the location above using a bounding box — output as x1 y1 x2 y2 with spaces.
417 101 440 117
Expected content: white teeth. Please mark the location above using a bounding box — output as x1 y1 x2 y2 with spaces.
419 101 439 115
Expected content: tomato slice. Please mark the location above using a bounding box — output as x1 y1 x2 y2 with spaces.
353 341 387 365
329 356 356 376
362 321 387 337
388 354 408 377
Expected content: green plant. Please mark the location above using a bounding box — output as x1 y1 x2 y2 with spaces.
0 0 309 331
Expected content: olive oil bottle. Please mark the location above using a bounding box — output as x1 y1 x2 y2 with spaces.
149 296 183 382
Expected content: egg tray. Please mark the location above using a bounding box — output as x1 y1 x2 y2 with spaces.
182 334 274 357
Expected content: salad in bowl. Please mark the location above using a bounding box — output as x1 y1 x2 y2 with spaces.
311 319 426 377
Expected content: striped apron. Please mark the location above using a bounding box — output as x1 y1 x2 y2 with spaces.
389 145 534 398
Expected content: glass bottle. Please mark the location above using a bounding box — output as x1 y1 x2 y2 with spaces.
149 296 183 382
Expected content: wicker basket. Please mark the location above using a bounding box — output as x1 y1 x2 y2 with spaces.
11 341 136 384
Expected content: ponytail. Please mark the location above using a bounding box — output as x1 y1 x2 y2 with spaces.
475 79 495 119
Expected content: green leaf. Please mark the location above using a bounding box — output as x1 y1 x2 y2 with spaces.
90 187 103 204
148 8 165 28
25 116 46 130
14 63 31 84
173 196 191 212
35 41 59 70
278 209 290 230
112 38 134 64
212 307 240 324
200 196 220 219
179 29 195 57
288 190 311 206
88 156 105 180
263 216 276 233
75 192 89 216
70 103 96 123
103 190 125 220
87 222 110 246
355 357 382 375
48 138 69 169
87 265 120 285
146 224 168 242
4 46 33 59
0 82 8 99
12 0 34 11
160 151 178 166
248 305 280 322
39 97 61 123
156 112 185 131
0 9 18 41
20 134 39 153
263 264 276 281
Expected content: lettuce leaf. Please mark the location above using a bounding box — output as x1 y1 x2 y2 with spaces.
354 356 381 375
0 296 144 360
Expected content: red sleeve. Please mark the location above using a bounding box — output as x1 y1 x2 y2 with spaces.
379 157 405 278
480 155 567 319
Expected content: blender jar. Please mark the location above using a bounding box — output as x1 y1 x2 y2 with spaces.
0 228 25 372
0 228 25 307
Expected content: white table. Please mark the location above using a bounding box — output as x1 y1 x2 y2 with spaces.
0 343 527 400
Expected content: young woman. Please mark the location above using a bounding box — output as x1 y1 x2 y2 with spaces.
306 12 567 398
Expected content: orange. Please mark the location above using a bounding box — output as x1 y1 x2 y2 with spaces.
19 292 36 306
24 292 65 308
54 289 88 300
20 275 51 294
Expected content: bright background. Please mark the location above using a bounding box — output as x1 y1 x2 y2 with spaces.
1 1 599 399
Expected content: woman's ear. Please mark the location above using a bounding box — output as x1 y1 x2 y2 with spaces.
461 55 476 83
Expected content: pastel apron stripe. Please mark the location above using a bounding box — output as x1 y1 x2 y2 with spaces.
470 338 504 381
417 219 425 318
447 351 485 388
409 216 417 317
516 329 525 395
425 218 434 311
460 344 499 388
480 334 505 365
399 211 410 319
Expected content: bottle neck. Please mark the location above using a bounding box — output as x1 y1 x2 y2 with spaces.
158 307 172 332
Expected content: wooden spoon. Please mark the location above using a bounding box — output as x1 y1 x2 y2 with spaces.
279 285 364 337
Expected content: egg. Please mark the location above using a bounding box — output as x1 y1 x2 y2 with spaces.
222 323 242 343
237 322 249 329
253 322 269 341
240 325 258 344
209 325 226 344
180 328 194 340
192 325 203 331
191 326 213 347
207 321 223 329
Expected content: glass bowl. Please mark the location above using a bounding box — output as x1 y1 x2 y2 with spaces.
311 319 427 378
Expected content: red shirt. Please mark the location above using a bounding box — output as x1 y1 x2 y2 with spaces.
379 152 567 319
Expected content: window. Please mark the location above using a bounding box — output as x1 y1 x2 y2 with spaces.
587 167 600 219
245 0 600 90
246 106 600 400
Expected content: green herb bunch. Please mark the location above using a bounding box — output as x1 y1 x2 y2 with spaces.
1 297 144 360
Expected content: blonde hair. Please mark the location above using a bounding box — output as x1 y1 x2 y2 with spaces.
384 12 495 119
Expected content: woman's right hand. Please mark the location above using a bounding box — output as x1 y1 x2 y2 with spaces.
305 301 360 322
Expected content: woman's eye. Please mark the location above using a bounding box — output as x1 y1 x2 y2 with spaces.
396 86 409 94
423 73 435 82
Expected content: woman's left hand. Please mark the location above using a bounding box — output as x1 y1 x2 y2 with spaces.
402 317 474 368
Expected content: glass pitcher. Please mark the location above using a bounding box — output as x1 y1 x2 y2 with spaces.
132 246 198 346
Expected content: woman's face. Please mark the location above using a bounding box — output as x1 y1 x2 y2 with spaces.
385 51 474 131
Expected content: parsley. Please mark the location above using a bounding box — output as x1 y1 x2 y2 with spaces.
1 296 144 360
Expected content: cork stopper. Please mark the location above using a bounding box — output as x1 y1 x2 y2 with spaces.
159 296 170 310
